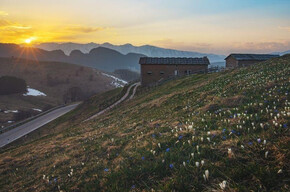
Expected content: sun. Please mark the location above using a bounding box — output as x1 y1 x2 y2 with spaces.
25 38 32 44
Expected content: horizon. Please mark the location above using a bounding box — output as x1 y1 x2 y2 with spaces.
0 0 290 55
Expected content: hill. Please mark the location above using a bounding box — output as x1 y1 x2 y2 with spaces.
0 55 289 191
0 57 115 127
35 42 226 62
113 69 140 82
0 43 144 72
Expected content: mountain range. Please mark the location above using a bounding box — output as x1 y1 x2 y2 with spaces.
0 43 144 72
35 42 226 63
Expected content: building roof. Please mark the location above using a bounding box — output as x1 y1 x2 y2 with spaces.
139 57 210 65
225 54 279 61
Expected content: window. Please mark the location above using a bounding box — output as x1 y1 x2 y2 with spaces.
160 71 165 75
147 71 152 75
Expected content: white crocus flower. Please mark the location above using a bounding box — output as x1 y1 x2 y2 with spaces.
263 140 267 145
205 170 209 180
219 180 227 190
195 161 200 167
265 151 269 158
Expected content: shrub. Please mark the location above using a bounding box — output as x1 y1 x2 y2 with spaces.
0 76 27 95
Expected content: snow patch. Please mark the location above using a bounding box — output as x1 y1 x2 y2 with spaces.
33 108 42 112
23 88 47 96
4 110 19 113
102 73 128 88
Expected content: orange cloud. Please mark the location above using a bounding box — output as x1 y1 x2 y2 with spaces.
65 26 105 33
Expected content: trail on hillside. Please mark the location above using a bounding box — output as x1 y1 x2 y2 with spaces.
84 82 140 121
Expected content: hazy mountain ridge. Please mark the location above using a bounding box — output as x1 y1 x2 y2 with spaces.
0 43 144 72
271 50 290 56
35 42 226 62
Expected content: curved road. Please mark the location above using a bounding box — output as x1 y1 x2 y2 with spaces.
0 103 80 148
0 82 140 148
84 82 140 121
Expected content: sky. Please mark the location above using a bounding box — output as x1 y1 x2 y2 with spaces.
0 0 289 54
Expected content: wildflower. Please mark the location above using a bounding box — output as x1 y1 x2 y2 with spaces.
257 138 261 143
241 145 245 149
158 143 161 148
195 161 200 167
277 169 282 174
201 160 205 166
162 159 165 163
169 164 174 169
203 174 206 181
283 123 287 128
205 170 209 180
104 168 109 172
196 145 199 151
178 135 183 140
141 156 145 160
166 148 170 152
183 161 186 167
265 151 269 158
228 148 233 158
219 180 227 190
43 175 46 180
131 185 136 189
263 140 267 145
191 153 194 158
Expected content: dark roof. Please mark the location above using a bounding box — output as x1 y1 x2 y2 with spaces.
139 57 210 65
225 54 279 61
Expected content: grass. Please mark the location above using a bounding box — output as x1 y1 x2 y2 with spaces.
0 57 115 126
0 55 289 191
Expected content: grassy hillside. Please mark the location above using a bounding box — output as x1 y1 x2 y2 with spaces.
0 55 289 191
0 57 114 126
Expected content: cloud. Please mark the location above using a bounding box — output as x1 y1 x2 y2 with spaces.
0 19 31 30
0 11 8 16
152 38 212 52
278 26 290 32
65 26 105 33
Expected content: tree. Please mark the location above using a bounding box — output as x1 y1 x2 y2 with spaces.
63 87 84 103
0 76 27 95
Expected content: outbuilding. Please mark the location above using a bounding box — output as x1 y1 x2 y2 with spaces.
225 54 279 69
139 57 210 86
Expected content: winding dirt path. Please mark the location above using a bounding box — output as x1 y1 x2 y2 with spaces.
84 82 140 122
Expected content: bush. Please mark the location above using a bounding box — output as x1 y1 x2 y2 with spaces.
0 76 27 95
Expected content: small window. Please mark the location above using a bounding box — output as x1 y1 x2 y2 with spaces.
160 71 165 75
147 71 152 75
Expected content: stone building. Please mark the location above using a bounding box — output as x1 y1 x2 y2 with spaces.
225 54 279 69
139 57 210 86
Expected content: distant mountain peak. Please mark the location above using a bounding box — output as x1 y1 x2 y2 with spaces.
35 42 226 62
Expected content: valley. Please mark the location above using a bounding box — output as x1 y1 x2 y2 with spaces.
0 55 288 191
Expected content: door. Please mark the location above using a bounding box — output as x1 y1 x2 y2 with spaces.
174 70 178 76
